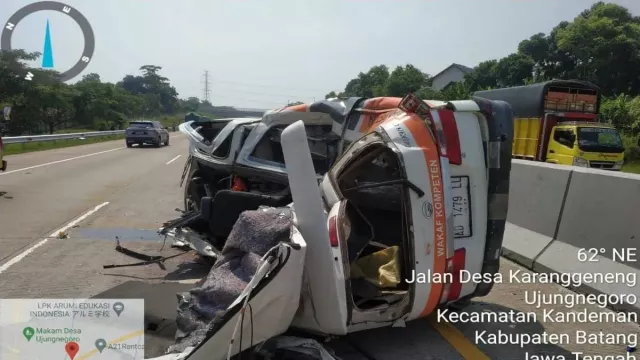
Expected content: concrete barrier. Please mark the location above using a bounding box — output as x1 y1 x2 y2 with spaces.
553 167 640 270
501 160 640 316
502 160 572 268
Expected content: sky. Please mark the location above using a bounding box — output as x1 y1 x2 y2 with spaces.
2 0 640 110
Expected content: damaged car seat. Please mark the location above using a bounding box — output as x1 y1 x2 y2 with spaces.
201 190 293 240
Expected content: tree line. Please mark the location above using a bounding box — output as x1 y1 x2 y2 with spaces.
0 49 213 135
325 2 640 135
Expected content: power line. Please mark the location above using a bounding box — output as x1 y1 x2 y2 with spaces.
202 70 211 103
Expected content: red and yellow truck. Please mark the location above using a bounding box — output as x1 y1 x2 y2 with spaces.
474 80 625 170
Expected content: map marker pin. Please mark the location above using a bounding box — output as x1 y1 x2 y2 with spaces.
65 342 79 360
113 302 124 317
22 327 34 341
95 338 107 353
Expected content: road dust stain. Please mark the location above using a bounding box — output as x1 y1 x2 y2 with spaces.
86 180 132 201
74 227 165 242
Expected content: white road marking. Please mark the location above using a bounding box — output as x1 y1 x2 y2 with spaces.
166 155 182 165
0 202 110 274
0 240 49 275
0 147 125 176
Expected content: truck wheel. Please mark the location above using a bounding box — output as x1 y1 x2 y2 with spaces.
154 137 161 148
126 142 132 148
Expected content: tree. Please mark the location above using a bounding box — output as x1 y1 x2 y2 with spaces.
33 83 77 133
117 65 179 115
493 53 535 87
414 86 445 101
183 97 201 112
553 2 640 95
441 82 472 101
79 73 101 83
325 91 338 99
600 94 637 132
341 65 390 97
0 50 41 99
384 65 430 97
464 60 499 91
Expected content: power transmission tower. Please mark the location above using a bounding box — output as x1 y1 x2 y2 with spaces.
202 71 211 103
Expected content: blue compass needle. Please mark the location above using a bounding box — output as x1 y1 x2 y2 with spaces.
42 19 54 68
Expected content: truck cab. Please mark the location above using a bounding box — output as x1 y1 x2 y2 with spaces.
546 121 624 169
474 80 625 170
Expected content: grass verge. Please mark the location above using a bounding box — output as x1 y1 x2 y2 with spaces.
4 134 125 156
622 161 640 174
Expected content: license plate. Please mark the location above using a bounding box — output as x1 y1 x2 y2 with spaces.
451 176 471 238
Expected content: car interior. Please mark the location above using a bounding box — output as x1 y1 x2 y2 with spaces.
335 144 411 309
249 124 340 176
193 119 234 144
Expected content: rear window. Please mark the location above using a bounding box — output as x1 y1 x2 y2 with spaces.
129 122 153 128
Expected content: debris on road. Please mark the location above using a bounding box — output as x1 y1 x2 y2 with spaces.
102 236 191 269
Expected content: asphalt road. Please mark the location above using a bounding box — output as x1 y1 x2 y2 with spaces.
0 134 638 359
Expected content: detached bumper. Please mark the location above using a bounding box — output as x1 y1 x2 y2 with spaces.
1 160 6 172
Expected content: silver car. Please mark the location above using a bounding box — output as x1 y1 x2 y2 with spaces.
125 120 170 148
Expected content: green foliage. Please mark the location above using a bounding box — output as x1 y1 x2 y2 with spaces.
600 94 635 131
384 65 430 96
327 1 640 149
464 60 499 91
0 50 203 136
324 91 339 99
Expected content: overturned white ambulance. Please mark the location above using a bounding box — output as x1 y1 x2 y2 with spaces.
159 94 514 360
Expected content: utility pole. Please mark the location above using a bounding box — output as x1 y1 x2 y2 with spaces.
202 70 211 103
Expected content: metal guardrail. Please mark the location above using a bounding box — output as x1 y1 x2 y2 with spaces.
3 130 125 145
